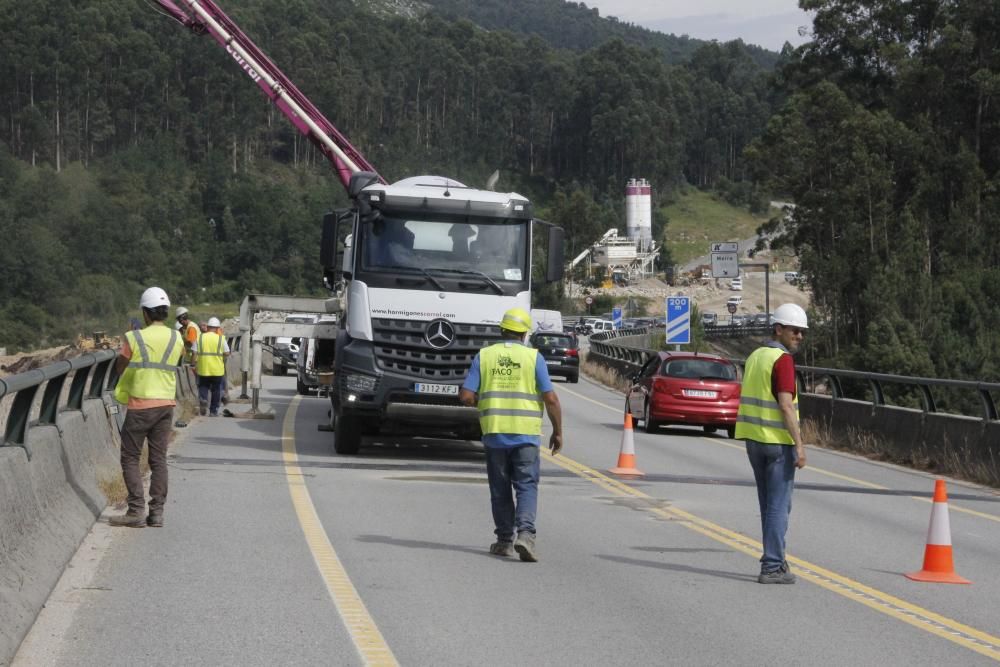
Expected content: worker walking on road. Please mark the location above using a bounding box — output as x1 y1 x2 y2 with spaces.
192 317 230 417
110 287 184 528
736 303 809 584
459 308 563 562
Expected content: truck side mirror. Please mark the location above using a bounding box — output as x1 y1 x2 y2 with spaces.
546 225 564 283
320 209 356 287
320 212 338 268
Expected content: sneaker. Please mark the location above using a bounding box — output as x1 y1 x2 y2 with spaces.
757 569 796 584
199 400 208 416
514 532 538 562
146 512 164 528
109 512 146 528
489 541 514 557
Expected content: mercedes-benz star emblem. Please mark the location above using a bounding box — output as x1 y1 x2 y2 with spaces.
425 319 456 350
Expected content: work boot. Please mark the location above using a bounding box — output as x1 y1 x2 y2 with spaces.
146 511 164 528
514 532 538 562
489 541 515 557
757 569 796 584
199 399 208 416
109 511 146 528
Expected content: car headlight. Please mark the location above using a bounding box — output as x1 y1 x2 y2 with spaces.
345 373 377 393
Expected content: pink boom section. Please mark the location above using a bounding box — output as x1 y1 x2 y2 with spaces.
153 0 383 191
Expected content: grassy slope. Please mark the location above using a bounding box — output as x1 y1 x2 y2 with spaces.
661 190 775 267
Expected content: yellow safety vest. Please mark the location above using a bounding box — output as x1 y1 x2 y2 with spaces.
117 325 183 402
735 346 798 444
477 342 543 436
195 331 226 377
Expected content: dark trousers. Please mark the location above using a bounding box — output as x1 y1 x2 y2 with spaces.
198 375 225 415
121 405 173 514
484 445 541 540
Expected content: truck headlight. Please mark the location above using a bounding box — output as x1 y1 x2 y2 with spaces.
345 373 377 393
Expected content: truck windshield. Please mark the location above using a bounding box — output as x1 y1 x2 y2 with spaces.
360 216 529 283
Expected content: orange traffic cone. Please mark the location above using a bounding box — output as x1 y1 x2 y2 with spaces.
905 479 971 584
609 412 644 478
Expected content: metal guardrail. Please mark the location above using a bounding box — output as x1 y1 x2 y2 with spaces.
0 350 118 455
588 330 1000 422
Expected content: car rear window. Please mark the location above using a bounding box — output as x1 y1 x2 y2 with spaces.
534 334 574 347
661 359 737 381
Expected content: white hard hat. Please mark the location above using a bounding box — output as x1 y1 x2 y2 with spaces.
207 317 221 328
140 287 170 309
176 306 189 318
772 303 808 329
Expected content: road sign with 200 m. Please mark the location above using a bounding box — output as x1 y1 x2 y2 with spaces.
666 297 690 345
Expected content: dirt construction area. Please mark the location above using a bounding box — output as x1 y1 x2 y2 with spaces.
568 270 810 321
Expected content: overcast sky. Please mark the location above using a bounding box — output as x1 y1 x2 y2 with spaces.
581 0 814 51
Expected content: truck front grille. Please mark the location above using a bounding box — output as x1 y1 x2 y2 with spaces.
372 318 501 380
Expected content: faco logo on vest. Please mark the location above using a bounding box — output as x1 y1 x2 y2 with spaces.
491 353 522 376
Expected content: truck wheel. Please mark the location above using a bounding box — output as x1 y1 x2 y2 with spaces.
333 413 361 455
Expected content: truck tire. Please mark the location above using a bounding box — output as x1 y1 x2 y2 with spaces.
333 412 361 455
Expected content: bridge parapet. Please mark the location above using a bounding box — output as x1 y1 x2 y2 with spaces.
587 332 1000 487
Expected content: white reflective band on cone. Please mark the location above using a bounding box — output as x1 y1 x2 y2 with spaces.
926 502 953 546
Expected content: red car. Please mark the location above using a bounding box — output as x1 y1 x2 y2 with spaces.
625 352 741 438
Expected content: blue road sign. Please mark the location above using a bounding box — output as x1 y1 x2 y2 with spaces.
666 297 690 345
612 307 622 329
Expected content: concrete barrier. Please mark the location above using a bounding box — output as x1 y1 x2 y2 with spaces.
0 397 119 665
802 395 1000 487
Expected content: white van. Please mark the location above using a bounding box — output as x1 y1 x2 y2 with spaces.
530 309 563 333
590 319 615 333
730 277 743 291
726 296 743 307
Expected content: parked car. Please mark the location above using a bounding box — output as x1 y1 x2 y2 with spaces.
530 331 579 383
752 312 771 327
701 312 718 326
731 314 749 326
270 313 316 376
625 352 741 437
730 277 743 291
726 296 743 307
784 271 800 284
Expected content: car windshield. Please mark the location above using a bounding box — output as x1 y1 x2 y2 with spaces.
360 215 529 282
662 359 737 381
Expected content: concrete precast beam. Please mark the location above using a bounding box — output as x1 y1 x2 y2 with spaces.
251 322 339 341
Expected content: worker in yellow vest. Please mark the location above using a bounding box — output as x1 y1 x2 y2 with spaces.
459 307 563 562
109 286 184 528
735 303 809 584
192 316 230 417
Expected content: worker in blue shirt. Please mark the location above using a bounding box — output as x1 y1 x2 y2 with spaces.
460 307 563 562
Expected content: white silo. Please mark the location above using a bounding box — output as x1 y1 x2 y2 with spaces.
625 178 652 243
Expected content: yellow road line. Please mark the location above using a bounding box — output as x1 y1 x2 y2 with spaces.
559 383 1000 523
281 397 399 667
542 449 1000 661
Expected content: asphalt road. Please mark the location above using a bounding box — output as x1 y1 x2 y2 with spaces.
15 374 1000 666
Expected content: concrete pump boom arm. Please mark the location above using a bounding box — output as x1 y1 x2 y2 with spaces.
151 0 384 191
